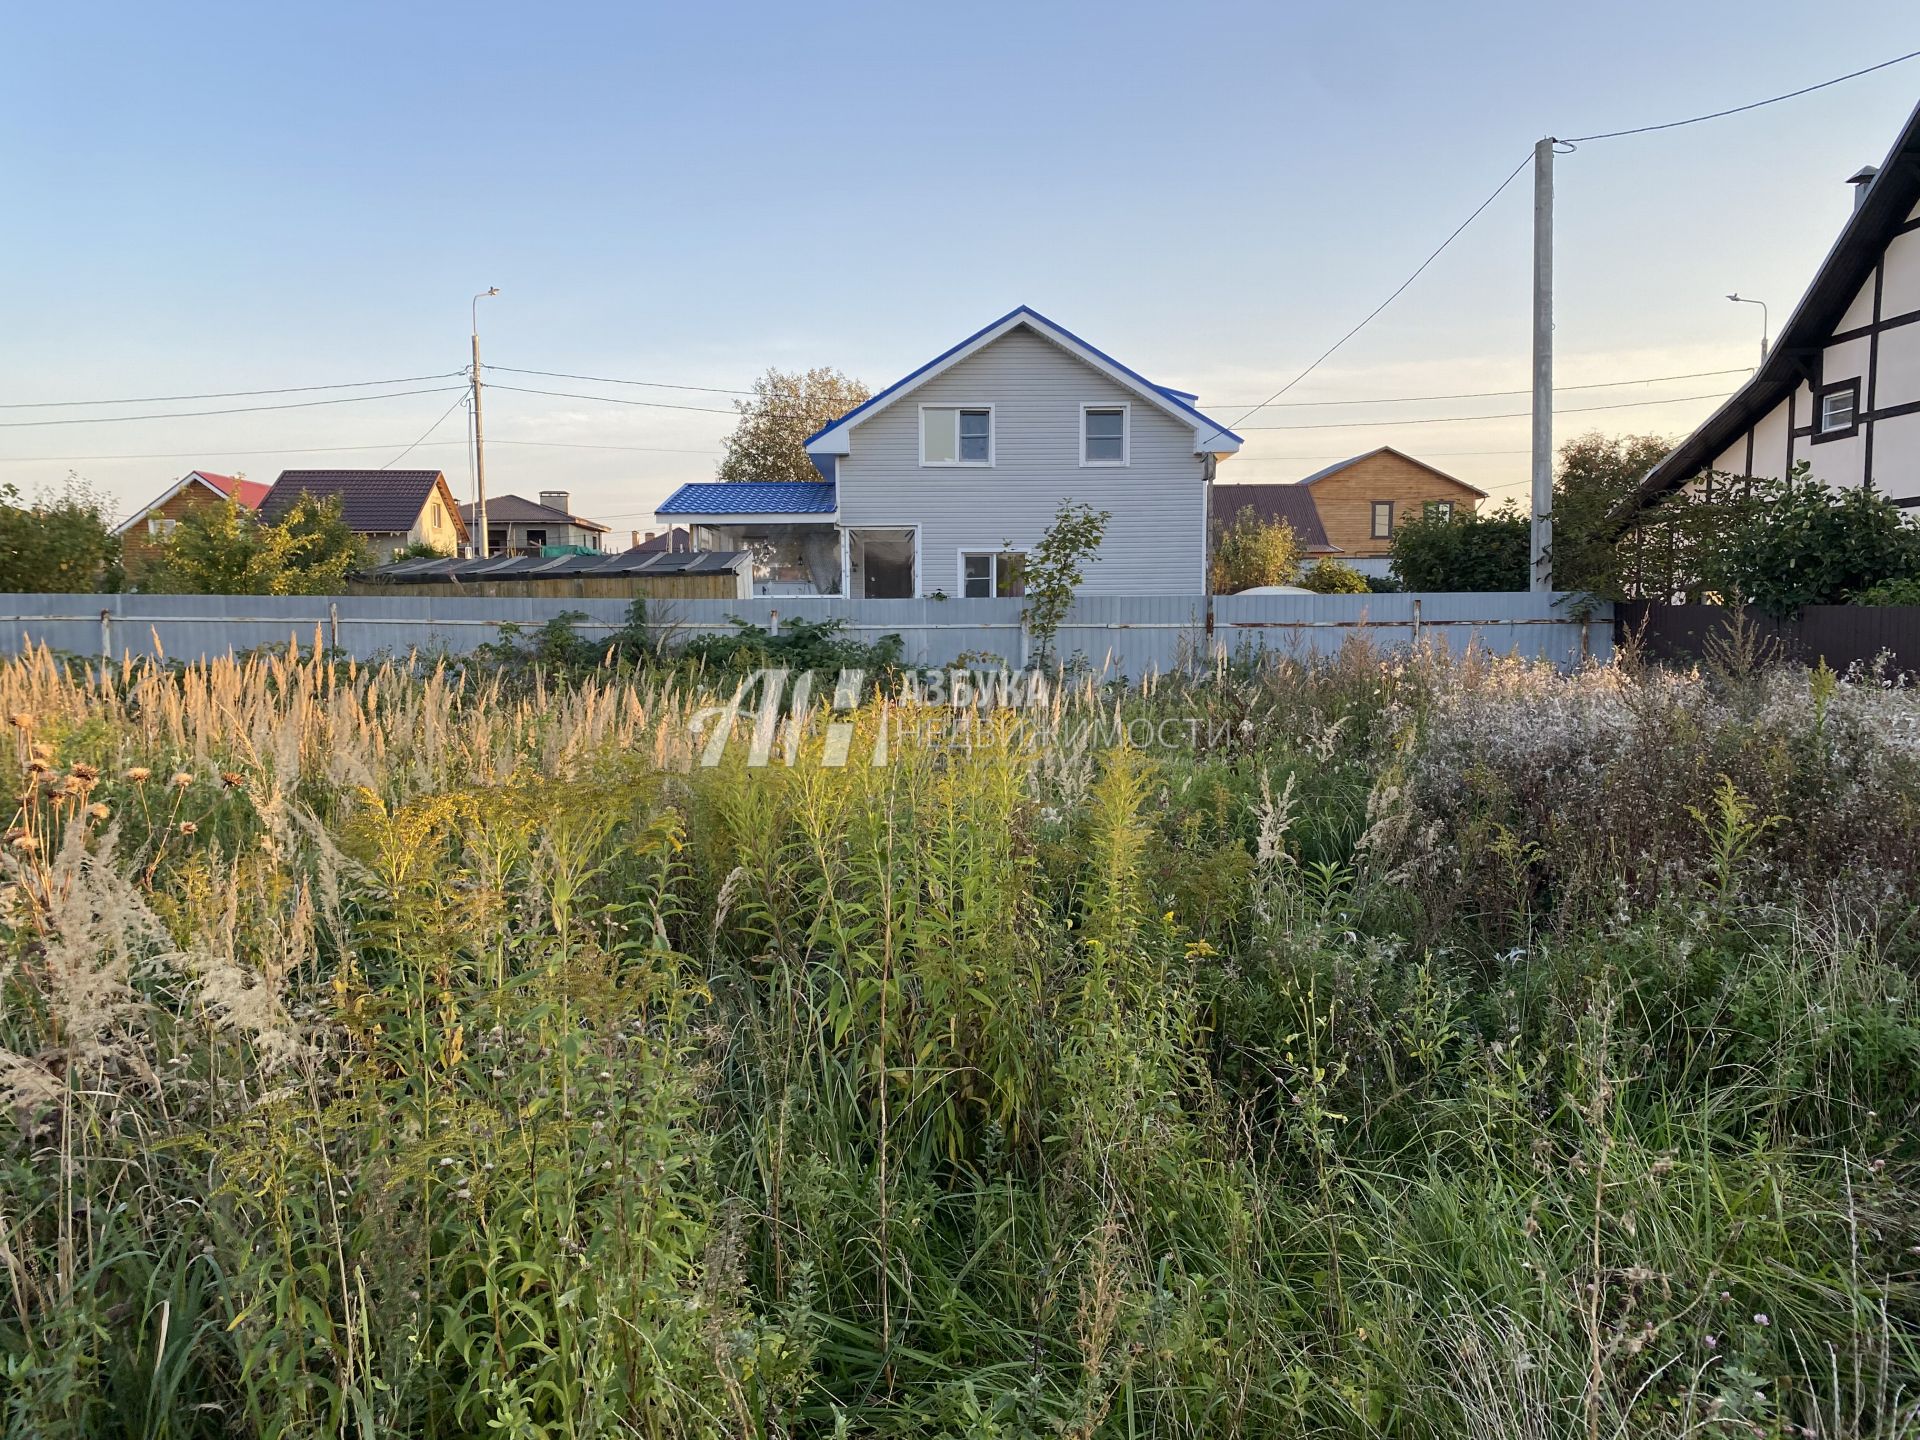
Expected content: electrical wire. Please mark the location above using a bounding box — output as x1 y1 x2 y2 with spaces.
0 372 466 410
380 393 470 470
1197 151 1534 448
1237 389 1732 430
1213 366 1753 412
483 382 739 415
1563 49 1920 143
483 364 751 396
0 435 719 464
0 384 469 430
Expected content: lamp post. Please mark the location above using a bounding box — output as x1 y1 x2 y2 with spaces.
471 287 499 558
1727 293 1768 364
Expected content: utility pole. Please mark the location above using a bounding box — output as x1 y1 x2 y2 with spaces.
1529 138 1554 594
471 287 499 558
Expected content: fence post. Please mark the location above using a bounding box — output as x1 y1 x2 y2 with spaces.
99 609 112 662
329 601 340 652
769 608 780 637
1411 596 1423 648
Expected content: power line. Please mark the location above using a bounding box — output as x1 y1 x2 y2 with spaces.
484 364 751 397
484 382 739 415
380 394 469 470
489 438 718 455
0 372 466 410
1213 365 1753 412
1238 388 1731 430
1199 151 1534 448
1564 49 1920 143
0 434 719 464
0 384 469 430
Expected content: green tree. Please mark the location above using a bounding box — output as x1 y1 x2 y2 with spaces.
1296 558 1370 594
1209 506 1301 593
1390 503 1529 591
148 495 365 595
1707 465 1920 615
1023 499 1111 662
1551 431 1673 596
0 475 123 592
716 367 871 484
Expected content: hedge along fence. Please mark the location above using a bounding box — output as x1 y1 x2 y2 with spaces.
0 591 1613 677
1615 602 1920 679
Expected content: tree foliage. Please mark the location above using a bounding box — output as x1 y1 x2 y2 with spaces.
1023 499 1111 661
1296 558 1370 594
716 367 871 484
1706 467 1920 615
0 476 122 593
1552 431 1672 596
1209 506 1301 594
1389 502 1529 591
146 496 365 595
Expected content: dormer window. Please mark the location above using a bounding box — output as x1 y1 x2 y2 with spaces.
922 406 993 466
1814 380 1859 440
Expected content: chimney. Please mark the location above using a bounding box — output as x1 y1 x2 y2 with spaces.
1848 165 1879 212
539 489 571 514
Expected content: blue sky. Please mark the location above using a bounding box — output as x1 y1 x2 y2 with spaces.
3 0 1916 532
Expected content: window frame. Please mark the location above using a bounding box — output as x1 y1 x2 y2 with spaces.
919 404 996 467
1425 500 1456 522
1079 402 1130 467
1370 500 1395 540
1812 378 1861 443
958 548 1027 598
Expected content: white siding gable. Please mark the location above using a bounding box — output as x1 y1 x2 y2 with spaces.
834 325 1208 595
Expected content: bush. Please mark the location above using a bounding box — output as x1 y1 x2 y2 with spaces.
1296 558 1370 593
0 477 122 592
1707 466 1920 615
1211 505 1301 593
1390 502 1529 590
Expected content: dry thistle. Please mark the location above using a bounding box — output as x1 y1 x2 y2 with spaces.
10 832 38 852
178 821 198 836
169 771 193 789
220 770 245 789
26 759 49 775
125 767 152 782
6 712 30 730
88 803 110 821
71 763 99 782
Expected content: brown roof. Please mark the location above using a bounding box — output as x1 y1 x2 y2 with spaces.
264 470 469 543
1211 483 1337 552
458 494 609 531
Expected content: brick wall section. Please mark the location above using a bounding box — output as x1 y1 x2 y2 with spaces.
1307 452 1486 558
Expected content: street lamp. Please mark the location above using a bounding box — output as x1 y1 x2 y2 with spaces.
1727 293 1768 364
470 288 500 557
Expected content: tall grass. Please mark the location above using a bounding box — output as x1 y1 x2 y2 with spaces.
2 640 1917 1438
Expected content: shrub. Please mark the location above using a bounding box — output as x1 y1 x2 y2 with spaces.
0 477 122 592
1391 501 1529 591
1210 505 1301 593
1297 558 1370 594
1707 466 1920 615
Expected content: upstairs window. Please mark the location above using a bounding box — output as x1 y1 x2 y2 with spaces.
1425 500 1455 521
1816 380 1859 439
1371 501 1394 539
962 550 1026 598
922 406 993 465
1082 405 1129 465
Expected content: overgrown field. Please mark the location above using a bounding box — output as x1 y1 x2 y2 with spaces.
3 642 1919 1439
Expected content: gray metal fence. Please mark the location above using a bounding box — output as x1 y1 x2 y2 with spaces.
0 591 1612 674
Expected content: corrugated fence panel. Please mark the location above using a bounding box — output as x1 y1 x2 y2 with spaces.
0 591 1608 673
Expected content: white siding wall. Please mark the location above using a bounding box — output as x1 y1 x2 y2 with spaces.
834 326 1207 595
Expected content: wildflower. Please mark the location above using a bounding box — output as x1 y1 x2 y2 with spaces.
1753 1313 1769 1326
220 770 245 789
125 766 152 782
1705 1334 1718 1349
170 771 193 789
178 821 198 836
25 759 48 775
88 803 110 821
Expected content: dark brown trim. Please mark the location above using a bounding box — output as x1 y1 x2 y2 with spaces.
1866 261 1883 486
1871 397 1920 423
1828 305 1920 346
1743 427 1755 476
1898 215 1920 236
1810 377 1863 443
1786 388 1797 471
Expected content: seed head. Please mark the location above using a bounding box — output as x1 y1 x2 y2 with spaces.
25 759 49 775
220 770 245 789
70 763 99 782
125 767 152 782
170 771 193 789
88 803 110 820
178 820 198 836
8 831 37 852
7 713 31 729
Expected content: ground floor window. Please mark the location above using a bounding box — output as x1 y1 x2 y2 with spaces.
848 528 916 598
961 550 1026 597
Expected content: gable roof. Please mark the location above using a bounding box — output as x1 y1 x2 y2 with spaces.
1628 98 1920 509
1296 447 1489 497
633 526 690 553
1210 483 1338 552
803 306 1244 457
457 493 609 531
113 469 271 534
264 469 470 543
656 481 837 517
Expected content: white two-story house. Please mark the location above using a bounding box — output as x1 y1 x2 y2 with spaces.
1628 99 1920 512
654 307 1242 596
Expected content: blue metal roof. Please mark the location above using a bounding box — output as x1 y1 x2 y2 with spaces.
656 481 837 516
804 305 1243 448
